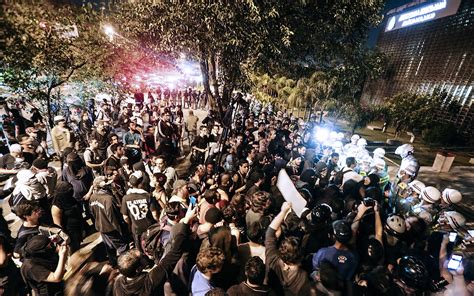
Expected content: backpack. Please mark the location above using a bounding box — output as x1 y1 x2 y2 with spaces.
333 168 350 187
140 221 172 260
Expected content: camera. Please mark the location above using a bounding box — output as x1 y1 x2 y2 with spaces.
430 278 449 292
39 226 70 246
363 197 375 207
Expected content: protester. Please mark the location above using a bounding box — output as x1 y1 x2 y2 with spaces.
0 90 471 296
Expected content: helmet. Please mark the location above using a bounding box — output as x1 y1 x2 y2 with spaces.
397 256 429 290
442 188 462 204
445 211 466 230
420 186 441 204
311 204 332 224
395 144 414 158
351 134 360 144
385 214 406 236
408 180 426 195
357 138 368 147
333 141 343 150
373 148 386 159
332 220 352 244
366 238 384 263
373 158 386 170
337 132 344 140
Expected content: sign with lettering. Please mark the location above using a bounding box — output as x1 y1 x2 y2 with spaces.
385 0 461 32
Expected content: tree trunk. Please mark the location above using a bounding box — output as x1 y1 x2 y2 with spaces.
209 53 220 100
46 87 53 128
199 49 214 109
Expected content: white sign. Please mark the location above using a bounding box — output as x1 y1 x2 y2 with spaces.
385 0 461 32
276 169 307 218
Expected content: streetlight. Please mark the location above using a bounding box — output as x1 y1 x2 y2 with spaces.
103 24 115 41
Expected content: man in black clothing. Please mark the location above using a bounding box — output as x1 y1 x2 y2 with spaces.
89 176 129 266
326 152 340 177
105 143 125 171
155 111 176 158
14 201 42 256
190 126 209 167
0 235 25 296
90 121 110 160
121 172 160 251
21 235 68 296
113 219 192 296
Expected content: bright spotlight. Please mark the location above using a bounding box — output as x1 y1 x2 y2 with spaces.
103 24 115 40
315 127 330 143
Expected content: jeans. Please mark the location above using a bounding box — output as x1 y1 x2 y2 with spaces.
101 230 129 267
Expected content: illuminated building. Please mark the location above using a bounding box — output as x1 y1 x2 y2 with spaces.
363 0 473 133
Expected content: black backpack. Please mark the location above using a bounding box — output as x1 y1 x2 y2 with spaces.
140 223 171 259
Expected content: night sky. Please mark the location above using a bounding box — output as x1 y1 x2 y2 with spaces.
367 0 414 48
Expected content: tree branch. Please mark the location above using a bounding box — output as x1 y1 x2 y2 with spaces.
50 61 86 89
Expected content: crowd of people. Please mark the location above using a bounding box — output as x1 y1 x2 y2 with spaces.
0 89 472 296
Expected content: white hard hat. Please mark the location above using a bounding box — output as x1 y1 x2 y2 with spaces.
329 131 338 139
373 158 386 170
357 138 367 147
395 144 414 158
402 163 417 177
337 132 344 140
444 211 466 230
442 188 462 204
351 134 360 142
420 186 441 203
373 148 386 158
408 180 426 195
333 141 343 149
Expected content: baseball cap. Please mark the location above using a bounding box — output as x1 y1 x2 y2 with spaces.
54 115 65 122
9 143 22 153
173 179 188 192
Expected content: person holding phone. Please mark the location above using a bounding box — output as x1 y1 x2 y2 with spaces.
438 233 472 296
20 235 69 296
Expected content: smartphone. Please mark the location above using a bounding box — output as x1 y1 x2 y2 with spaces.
449 232 457 243
448 254 462 270
189 196 197 208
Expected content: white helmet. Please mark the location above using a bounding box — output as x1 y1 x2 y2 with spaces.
373 148 386 159
399 163 417 178
408 180 426 195
351 134 360 144
395 144 414 158
420 186 441 203
357 138 367 147
333 141 343 150
337 132 344 140
444 211 466 230
442 188 462 205
373 158 386 170
386 215 406 236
